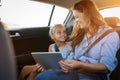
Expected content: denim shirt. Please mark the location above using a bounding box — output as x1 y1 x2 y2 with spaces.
67 27 120 80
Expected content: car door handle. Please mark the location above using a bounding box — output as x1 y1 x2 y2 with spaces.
10 32 20 37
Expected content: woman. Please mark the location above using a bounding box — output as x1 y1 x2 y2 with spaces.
35 0 119 80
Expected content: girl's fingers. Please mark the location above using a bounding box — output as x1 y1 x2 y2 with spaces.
41 68 45 72
36 65 45 72
33 64 42 72
37 66 44 72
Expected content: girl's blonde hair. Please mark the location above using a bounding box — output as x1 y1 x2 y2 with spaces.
49 24 65 37
69 0 107 51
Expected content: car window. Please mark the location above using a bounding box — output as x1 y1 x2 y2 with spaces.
100 7 120 18
100 7 120 26
0 0 69 30
50 6 69 26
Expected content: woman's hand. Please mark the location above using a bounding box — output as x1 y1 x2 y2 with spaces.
59 60 81 72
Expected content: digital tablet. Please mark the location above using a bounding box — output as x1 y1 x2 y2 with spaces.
31 52 63 70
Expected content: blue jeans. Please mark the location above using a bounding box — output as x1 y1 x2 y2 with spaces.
35 70 79 80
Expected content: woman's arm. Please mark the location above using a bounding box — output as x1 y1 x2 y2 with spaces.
76 61 109 73
59 60 109 73
60 32 119 74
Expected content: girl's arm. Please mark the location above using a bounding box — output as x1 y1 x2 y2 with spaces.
48 44 53 52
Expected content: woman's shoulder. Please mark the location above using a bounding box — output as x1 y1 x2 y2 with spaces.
99 26 111 32
99 26 120 42
98 26 117 35
101 26 119 37
94 26 119 43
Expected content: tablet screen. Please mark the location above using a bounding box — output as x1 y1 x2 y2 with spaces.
31 52 63 70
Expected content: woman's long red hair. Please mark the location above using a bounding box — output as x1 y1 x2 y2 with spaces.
69 0 107 51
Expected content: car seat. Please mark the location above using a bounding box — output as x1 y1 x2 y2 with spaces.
0 22 17 80
104 17 120 28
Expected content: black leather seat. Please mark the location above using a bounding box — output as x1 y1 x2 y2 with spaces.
0 22 17 80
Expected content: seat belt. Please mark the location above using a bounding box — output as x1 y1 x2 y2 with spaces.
85 29 118 53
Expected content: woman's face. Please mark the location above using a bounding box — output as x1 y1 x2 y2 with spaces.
73 10 86 28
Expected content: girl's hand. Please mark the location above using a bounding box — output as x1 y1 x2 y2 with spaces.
26 64 45 80
59 60 81 72
32 63 45 73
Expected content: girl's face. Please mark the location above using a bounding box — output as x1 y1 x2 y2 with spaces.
52 26 67 42
73 10 86 28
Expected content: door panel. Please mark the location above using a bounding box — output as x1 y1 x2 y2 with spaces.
8 27 53 74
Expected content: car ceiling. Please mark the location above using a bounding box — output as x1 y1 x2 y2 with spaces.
32 0 120 10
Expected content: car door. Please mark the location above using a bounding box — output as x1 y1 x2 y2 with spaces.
1 0 70 74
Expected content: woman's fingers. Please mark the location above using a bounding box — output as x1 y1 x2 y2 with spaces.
60 60 73 69
59 60 73 71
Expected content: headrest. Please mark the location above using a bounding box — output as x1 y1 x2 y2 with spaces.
104 17 120 28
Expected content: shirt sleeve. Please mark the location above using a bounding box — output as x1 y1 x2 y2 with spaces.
100 32 120 72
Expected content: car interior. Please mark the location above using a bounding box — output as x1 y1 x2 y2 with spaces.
0 22 17 80
1 0 120 80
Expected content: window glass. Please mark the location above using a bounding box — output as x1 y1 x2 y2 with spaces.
50 6 69 26
100 7 120 26
100 7 120 18
0 0 69 29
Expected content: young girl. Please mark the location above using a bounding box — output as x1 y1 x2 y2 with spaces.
18 24 72 80
48 24 72 59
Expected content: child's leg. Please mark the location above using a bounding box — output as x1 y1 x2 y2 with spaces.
26 70 38 80
27 64 45 80
18 65 35 80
